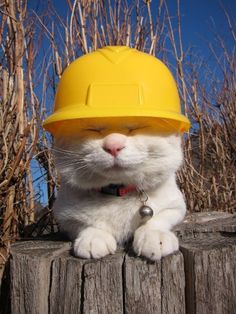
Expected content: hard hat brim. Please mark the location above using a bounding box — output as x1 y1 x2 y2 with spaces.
43 107 190 135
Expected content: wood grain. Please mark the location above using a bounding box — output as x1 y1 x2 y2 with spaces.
83 253 124 314
124 254 162 314
161 252 185 314
181 235 236 314
7 213 236 314
49 253 85 314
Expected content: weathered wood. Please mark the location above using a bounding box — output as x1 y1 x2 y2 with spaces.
82 252 124 314
6 213 236 314
124 251 185 314
179 213 236 314
10 241 71 314
124 254 162 314
49 252 85 314
9 243 185 314
161 252 185 314
175 212 236 237
181 235 236 314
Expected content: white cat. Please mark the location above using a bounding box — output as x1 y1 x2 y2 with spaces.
53 121 186 261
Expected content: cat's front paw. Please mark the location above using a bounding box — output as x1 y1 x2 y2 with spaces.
133 225 179 261
74 227 117 259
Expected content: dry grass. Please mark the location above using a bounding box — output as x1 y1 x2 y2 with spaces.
0 0 235 271
0 0 37 272
0 0 57 272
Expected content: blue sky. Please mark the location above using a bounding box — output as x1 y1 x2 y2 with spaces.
55 1 234 49
180 1 235 52
30 1 236 56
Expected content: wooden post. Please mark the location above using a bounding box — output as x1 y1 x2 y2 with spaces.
8 213 236 314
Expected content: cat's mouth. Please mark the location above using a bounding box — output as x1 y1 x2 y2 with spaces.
98 155 144 172
110 164 126 170
104 164 126 171
105 160 136 171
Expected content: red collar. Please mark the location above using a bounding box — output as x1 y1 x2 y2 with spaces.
98 184 137 196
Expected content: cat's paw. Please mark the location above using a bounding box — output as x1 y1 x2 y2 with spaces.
133 225 179 261
73 227 117 259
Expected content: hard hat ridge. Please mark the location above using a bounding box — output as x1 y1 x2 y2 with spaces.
97 46 134 64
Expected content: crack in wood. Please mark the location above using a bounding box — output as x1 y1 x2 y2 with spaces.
4 213 236 314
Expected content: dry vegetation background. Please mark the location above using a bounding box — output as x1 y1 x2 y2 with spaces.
0 0 235 272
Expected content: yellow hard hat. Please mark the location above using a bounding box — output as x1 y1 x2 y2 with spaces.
43 46 190 134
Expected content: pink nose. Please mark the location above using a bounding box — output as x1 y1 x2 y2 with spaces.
103 133 126 157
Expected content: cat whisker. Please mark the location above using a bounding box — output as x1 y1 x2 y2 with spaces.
76 165 90 171
56 158 86 164
74 167 92 179
62 162 89 172
52 147 83 156
55 160 85 167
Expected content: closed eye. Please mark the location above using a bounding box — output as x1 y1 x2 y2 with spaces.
84 127 105 133
127 126 148 133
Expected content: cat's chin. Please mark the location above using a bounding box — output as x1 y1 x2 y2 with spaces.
66 170 169 191
104 164 135 172
65 172 136 190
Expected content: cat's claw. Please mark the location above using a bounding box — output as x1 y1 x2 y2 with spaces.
133 225 179 261
74 227 117 259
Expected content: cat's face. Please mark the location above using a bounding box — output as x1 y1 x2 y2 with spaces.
54 120 183 190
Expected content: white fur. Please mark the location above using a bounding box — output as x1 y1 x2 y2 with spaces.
74 227 117 259
53 131 186 260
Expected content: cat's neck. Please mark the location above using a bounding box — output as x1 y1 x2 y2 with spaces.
97 184 137 197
